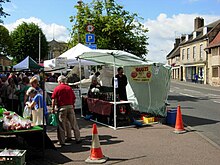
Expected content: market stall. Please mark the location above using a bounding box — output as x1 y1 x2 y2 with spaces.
78 49 152 129
0 62 55 154
0 108 55 150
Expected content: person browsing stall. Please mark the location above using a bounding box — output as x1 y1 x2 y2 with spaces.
26 87 48 125
88 72 101 98
51 75 81 146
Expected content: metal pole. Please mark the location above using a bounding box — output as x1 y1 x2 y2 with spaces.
77 0 82 43
39 32 41 63
113 57 117 130
79 59 83 117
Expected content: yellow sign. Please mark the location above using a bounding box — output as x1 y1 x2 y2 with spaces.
130 66 152 82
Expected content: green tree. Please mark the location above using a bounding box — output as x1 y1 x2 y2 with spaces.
0 25 12 55
69 0 148 58
10 22 48 63
0 0 10 23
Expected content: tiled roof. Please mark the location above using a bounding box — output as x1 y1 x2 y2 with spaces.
0 55 11 61
206 31 220 49
180 19 220 45
167 46 180 59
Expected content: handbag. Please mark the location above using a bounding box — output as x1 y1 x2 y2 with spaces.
32 99 46 125
23 105 32 119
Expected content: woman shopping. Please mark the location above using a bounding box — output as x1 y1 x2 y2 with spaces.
26 87 48 126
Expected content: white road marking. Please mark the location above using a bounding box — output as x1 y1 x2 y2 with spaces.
208 94 220 97
213 101 220 104
179 93 196 98
184 89 201 94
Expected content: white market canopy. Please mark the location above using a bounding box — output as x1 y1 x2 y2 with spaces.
79 49 148 66
59 43 99 66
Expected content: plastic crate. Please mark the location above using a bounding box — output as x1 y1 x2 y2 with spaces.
143 117 154 124
0 149 26 165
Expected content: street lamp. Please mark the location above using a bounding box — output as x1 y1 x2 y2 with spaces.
77 0 83 43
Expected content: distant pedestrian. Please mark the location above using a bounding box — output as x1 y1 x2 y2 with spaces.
194 73 198 83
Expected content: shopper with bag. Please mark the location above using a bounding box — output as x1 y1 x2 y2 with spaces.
51 75 81 146
26 87 48 126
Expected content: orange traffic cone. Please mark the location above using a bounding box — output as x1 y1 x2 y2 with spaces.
174 105 186 134
85 124 108 163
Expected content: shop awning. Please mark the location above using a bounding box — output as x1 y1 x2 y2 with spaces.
183 63 205 67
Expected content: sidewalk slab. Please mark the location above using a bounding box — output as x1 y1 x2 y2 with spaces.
27 115 220 165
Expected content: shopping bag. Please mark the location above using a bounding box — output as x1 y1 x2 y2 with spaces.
32 108 46 125
48 113 58 126
23 105 31 119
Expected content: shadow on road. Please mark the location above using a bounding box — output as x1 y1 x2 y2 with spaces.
182 114 220 127
168 95 199 102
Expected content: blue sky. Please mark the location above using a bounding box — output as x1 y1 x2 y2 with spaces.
1 0 220 63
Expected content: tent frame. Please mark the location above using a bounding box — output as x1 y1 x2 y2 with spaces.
78 52 146 130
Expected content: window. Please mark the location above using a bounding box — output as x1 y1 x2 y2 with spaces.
187 48 190 60
200 44 203 59
182 49 185 60
212 47 218 56
176 56 180 61
212 67 219 77
193 46 196 59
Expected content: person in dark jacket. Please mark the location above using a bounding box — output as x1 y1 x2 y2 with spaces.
112 67 128 101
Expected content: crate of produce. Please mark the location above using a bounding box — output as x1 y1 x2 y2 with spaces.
0 149 26 165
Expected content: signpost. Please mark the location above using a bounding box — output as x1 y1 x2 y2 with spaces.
86 44 97 49
85 34 95 43
86 24 95 32
85 24 97 49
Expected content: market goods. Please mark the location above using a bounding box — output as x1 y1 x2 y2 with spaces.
3 112 32 130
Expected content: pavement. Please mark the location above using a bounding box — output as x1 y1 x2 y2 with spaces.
26 109 220 165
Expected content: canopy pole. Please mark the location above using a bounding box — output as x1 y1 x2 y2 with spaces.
113 57 117 130
79 59 83 117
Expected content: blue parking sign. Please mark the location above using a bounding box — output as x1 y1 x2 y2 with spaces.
86 44 97 49
86 34 95 43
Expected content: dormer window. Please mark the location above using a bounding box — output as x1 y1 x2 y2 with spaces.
193 32 197 39
203 27 207 35
185 35 189 41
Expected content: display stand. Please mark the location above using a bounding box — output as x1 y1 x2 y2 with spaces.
0 69 55 158
83 96 134 130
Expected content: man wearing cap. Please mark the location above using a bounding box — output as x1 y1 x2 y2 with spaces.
51 75 81 146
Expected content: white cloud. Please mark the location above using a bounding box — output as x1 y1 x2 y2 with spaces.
4 17 70 42
144 13 220 63
3 15 220 64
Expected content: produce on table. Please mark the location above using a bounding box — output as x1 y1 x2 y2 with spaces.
3 112 32 130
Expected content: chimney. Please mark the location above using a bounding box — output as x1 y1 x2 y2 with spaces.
174 38 180 47
181 35 186 42
194 17 204 31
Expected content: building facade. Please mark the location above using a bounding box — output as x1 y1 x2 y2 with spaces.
0 55 12 71
167 17 220 86
206 31 220 86
48 39 68 59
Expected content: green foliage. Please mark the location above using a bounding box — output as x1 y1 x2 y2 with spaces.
10 22 48 63
0 24 12 55
0 0 10 23
69 0 148 58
